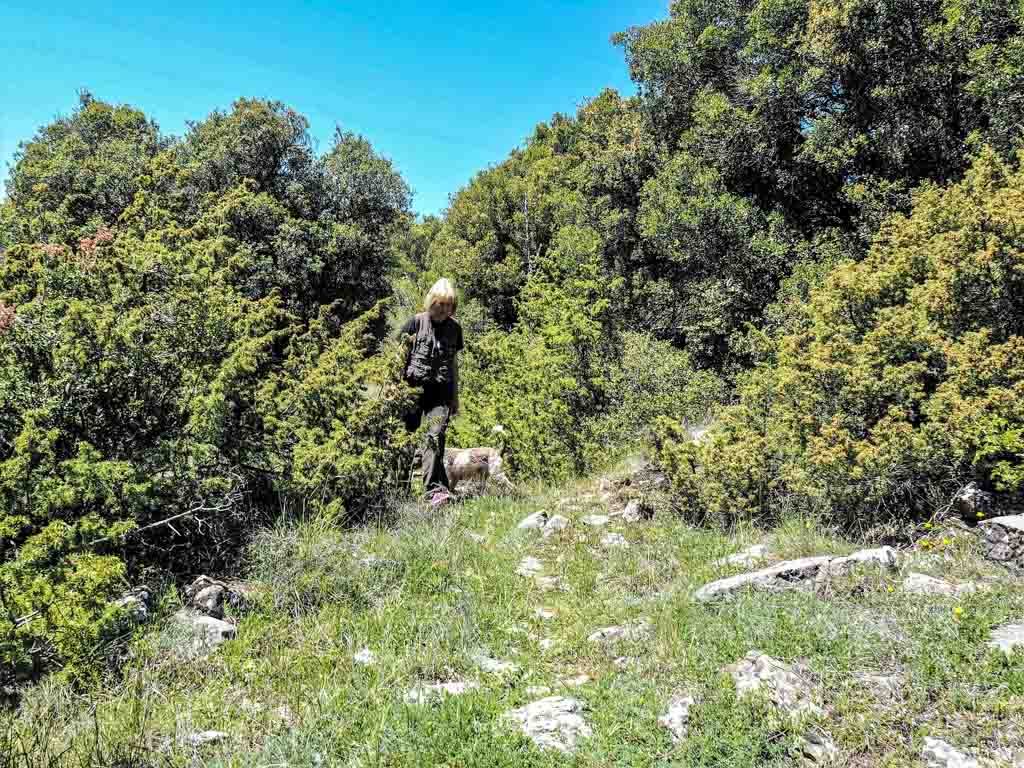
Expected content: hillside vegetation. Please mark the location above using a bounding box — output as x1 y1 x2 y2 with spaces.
3 464 1022 766
1 0 1024 762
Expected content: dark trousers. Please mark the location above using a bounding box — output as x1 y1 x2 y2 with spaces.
403 384 451 492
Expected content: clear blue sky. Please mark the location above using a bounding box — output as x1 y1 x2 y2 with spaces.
0 1 667 216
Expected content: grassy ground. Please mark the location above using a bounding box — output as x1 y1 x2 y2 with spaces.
3 462 1024 767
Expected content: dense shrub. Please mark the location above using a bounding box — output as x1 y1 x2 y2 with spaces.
656 148 1024 531
588 332 726 454
0 96 414 680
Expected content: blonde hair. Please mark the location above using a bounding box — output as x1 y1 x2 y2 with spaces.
423 278 457 314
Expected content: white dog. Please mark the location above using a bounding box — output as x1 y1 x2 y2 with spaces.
444 425 513 493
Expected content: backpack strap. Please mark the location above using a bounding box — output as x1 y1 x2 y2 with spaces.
417 312 431 340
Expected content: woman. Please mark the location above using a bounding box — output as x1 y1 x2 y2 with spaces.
399 278 463 501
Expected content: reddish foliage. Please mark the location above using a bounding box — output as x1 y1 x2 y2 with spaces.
0 302 15 333
41 243 68 258
75 226 115 269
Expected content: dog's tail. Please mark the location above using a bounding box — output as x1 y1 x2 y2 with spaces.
491 424 507 457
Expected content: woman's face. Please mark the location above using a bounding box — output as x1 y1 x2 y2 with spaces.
429 298 453 322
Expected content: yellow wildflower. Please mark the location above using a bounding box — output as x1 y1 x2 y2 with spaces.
953 606 964 619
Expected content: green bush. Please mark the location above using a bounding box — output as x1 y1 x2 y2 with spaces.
588 332 726 457
0 96 413 681
656 148 1024 530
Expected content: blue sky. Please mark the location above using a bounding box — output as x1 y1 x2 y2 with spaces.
1 1 667 216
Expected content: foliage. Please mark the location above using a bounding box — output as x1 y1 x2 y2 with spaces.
656 148 1024 530
428 0 1024 373
589 332 726 454
0 96 413 680
3 91 161 246
448 223 619 480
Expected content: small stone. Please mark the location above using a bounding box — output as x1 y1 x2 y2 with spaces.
855 671 903 701
587 619 651 644
922 737 979 768
954 482 993 521
465 531 487 543
612 656 633 668
171 609 236 655
186 730 228 747
503 696 592 753
902 573 977 598
715 544 770 569
601 533 629 548
535 576 563 592
534 608 556 620
114 591 150 623
542 515 570 538
354 648 376 666
800 727 837 765
538 638 555 650
581 514 610 527
193 584 227 618
518 511 548 530
818 547 898 579
557 673 591 688
620 499 654 523
988 623 1024 656
980 515 1024 566
725 651 822 719
184 575 221 600
658 694 695 743
473 654 520 675
516 556 543 577
404 681 479 704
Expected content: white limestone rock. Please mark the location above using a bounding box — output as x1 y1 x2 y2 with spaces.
600 532 629 549
186 730 228 747
658 694 695 743
504 696 592 753
715 544 770 569
171 609 236 656
587 619 652 644
472 653 520 675
922 737 979 768
988 623 1024 657
902 573 977 598
517 511 548 531
404 681 479 704
542 515 571 538
725 651 823 719
516 556 544 577
696 548 898 602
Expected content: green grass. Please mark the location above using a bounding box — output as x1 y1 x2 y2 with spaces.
3 464 1024 766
